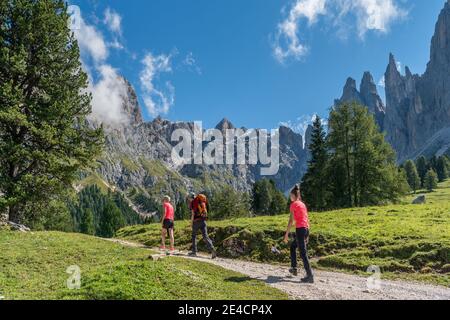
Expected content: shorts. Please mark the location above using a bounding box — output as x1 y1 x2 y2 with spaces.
163 219 174 231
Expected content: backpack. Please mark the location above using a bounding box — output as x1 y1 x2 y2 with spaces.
193 194 208 220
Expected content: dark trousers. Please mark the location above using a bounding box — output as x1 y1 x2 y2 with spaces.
192 220 215 253
290 228 313 277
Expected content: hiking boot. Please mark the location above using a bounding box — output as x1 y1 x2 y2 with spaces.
300 275 314 284
289 268 298 276
188 252 197 257
211 249 218 260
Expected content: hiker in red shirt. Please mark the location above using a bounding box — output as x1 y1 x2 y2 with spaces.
161 196 175 253
284 185 314 283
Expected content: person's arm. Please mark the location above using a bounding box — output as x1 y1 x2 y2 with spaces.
188 201 194 226
161 204 166 224
284 213 294 243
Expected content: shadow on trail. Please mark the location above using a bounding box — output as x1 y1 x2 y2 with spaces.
225 275 302 285
265 275 302 285
225 276 254 283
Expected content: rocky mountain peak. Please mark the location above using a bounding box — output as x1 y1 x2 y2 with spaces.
360 71 386 118
336 73 385 130
405 66 413 78
216 118 235 131
428 0 450 72
340 77 363 104
120 77 143 126
360 72 377 95
386 53 401 79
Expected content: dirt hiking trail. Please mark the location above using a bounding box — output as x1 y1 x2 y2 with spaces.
107 238 450 300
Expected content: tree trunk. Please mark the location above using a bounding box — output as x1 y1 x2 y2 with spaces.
8 205 21 224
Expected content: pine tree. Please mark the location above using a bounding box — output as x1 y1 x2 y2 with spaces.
404 160 421 193
425 169 438 192
79 208 95 235
446 156 450 176
175 200 190 220
210 185 251 219
327 102 408 207
301 116 329 210
252 180 272 215
251 179 287 215
429 156 438 172
98 201 125 238
269 189 288 215
435 156 448 182
0 1 103 224
112 192 143 225
416 156 428 187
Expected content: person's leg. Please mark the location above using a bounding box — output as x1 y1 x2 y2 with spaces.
290 235 298 269
191 221 199 254
161 228 167 249
169 228 175 250
297 228 313 278
200 221 215 252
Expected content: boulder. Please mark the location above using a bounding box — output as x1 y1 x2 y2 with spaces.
412 195 426 205
7 221 31 232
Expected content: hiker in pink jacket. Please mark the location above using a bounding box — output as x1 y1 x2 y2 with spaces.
160 196 175 253
284 185 314 283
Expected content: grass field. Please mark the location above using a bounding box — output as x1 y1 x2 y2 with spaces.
0 231 287 300
117 180 450 287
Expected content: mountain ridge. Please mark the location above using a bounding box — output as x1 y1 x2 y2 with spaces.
337 2 450 162
87 79 310 206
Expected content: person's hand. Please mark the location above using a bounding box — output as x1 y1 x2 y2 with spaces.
283 233 289 244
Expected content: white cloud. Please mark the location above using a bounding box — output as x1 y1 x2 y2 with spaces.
74 11 129 125
88 65 129 124
274 0 326 63
349 0 407 38
280 114 328 147
140 53 175 117
104 7 122 35
183 52 202 75
395 60 402 73
103 8 125 51
273 0 407 63
378 75 385 88
74 15 108 63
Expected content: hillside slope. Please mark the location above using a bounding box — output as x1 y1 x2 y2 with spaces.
0 231 286 300
118 181 450 287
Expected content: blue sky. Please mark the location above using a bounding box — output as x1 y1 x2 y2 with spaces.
71 0 446 132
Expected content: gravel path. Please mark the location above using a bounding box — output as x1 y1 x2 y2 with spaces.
107 239 450 300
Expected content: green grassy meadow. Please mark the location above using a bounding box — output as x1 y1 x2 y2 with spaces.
0 231 287 300
118 181 450 287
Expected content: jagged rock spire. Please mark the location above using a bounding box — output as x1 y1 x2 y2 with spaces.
336 72 385 130
339 77 363 105
215 118 235 131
